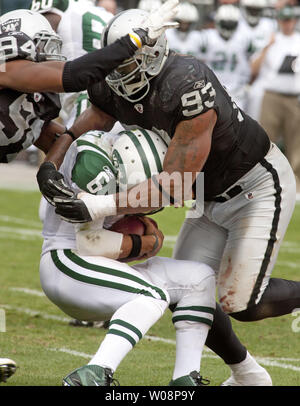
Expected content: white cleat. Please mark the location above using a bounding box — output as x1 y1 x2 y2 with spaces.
0 358 17 383
221 352 272 386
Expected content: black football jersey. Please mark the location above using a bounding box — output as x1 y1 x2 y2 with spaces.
88 52 270 199
0 31 61 163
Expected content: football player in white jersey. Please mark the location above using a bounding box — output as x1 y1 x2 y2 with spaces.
0 0 180 382
165 1 201 57
197 5 254 110
40 128 216 386
240 0 278 120
30 0 115 129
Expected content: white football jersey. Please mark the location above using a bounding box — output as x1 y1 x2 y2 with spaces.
41 130 119 255
31 0 114 126
239 17 277 52
196 25 254 109
166 28 202 57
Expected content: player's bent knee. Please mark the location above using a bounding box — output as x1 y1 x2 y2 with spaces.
218 288 249 314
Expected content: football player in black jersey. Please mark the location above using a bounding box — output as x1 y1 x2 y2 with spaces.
54 8 300 385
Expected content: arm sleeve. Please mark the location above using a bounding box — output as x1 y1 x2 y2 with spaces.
62 35 137 92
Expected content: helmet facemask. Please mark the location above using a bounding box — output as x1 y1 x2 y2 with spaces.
34 30 65 62
244 7 263 27
216 19 239 40
106 34 168 102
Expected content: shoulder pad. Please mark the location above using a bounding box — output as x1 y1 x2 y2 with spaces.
0 31 37 62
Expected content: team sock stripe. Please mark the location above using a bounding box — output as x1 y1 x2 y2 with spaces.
107 329 137 347
109 319 143 340
51 250 161 298
63 249 167 301
174 306 215 315
140 129 163 173
172 315 213 327
247 159 282 307
172 305 215 327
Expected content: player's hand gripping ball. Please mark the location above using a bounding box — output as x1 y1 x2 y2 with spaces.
109 215 146 236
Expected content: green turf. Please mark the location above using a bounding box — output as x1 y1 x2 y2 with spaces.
0 190 300 386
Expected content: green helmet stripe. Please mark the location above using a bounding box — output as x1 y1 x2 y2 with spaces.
125 131 152 179
76 139 110 159
139 129 163 173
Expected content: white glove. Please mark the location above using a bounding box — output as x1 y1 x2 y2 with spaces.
143 0 180 40
130 0 179 48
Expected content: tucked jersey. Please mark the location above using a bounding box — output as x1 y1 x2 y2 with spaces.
41 130 118 255
88 52 270 200
0 30 60 163
31 0 113 127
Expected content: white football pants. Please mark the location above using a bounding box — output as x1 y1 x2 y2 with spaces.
40 251 215 326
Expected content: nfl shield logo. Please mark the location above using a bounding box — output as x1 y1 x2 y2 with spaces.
134 104 144 114
34 93 42 103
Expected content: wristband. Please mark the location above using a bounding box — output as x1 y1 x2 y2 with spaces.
128 234 142 258
65 129 76 141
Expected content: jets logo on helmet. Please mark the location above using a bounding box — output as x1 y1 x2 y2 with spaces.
112 128 168 189
101 9 169 103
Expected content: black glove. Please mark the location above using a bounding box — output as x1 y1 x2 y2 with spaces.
36 162 75 206
54 196 93 223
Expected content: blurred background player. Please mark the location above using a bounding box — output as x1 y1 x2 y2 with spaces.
241 0 278 120
96 0 118 14
251 5 300 192
165 1 201 56
197 4 255 110
0 0 31 14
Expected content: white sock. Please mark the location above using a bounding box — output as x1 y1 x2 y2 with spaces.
172 323 210 380
88 295 167 372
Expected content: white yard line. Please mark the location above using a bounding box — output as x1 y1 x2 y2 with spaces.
3 290 300 373
9 287 46 297
0 226 42 239
0 215 41 228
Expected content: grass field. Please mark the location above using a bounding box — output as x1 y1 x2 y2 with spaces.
1 189 300 386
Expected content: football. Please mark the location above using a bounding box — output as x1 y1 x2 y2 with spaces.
109 215 146 236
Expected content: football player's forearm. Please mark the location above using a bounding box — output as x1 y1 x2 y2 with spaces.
67 105 116 139
34 120 66 154
62 35 138 92
0 60 65 92
119 235 157 260
42 133 74 169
